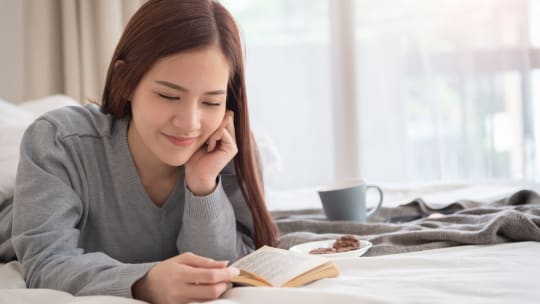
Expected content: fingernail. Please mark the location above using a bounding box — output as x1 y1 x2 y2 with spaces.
230 267 240 276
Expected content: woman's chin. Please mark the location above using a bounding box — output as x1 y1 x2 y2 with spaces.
158 155 190 167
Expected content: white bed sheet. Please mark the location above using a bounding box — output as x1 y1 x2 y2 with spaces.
212 241 540 304
1 242 538 304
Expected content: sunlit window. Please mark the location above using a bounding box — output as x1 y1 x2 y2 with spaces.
223 0 539 189
354 0 532 182
222 0 333 189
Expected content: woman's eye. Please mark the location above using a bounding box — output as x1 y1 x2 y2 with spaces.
157 93 179 100
203 101 222 107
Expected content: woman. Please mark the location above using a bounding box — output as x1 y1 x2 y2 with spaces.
9 0 278 303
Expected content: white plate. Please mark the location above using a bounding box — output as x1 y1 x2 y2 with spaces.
289 239 372 259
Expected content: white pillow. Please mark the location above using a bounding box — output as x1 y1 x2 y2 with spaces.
19 94 79 117
0 99 35 202
0 99 34 127
0 126 28 203
252 130 283 187
0 95 81 203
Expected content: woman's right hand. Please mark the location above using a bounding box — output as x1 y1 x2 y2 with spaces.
132 252 240 304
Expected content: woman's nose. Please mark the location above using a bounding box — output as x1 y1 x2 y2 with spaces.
171 102 201 131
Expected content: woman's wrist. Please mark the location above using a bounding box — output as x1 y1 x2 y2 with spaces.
186 175 218 196
132 275 152 302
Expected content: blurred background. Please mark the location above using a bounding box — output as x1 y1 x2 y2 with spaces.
1 0 540 193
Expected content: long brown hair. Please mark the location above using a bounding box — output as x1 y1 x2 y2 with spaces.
101 0 278 248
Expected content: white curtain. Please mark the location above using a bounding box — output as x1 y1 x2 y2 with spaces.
224 0 539 190
222 0 335 189
22 0 145 103
354 0 535 182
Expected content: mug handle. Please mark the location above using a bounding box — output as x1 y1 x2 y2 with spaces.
365 185 384 219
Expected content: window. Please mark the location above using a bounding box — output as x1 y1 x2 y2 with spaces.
354 0 534 182
223 0 539 190
222 0 334 189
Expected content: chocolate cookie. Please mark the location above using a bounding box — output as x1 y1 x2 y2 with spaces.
308 235 361 255
332 235 360 252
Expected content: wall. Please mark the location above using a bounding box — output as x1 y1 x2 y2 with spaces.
0 0 23 103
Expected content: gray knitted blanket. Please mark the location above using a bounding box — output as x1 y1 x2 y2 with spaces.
274 189 540 256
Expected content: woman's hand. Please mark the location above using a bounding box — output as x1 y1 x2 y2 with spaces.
184 110 237 196
132 252 240 304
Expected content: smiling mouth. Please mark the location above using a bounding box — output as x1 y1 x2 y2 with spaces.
162 133 197 147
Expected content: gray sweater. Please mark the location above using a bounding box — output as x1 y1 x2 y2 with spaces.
10 104 255 298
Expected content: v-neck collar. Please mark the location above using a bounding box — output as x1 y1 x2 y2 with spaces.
111 117 184 213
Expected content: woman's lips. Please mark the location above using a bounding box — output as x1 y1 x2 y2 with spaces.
163 133 196 147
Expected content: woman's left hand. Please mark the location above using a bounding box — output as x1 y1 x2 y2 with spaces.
184 110 237 196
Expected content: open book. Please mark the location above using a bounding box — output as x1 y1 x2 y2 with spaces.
230 246 340 287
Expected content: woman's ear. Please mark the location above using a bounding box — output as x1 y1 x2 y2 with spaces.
113 59 132 102
114 59 126 70
113 59 128 81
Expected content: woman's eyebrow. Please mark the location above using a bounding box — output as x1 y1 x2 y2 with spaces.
155 80 226 95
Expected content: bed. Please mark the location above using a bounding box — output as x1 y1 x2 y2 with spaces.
1 96 539 303
1 242 539 303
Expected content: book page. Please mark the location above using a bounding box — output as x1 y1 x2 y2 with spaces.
232 246 329 287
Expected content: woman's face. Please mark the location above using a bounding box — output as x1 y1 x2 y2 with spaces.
128 44 230 168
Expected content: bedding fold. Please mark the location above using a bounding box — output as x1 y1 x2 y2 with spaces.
275 189 540 256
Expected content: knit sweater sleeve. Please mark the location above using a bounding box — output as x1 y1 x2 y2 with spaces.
176 174 255 262
11 119 155 298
